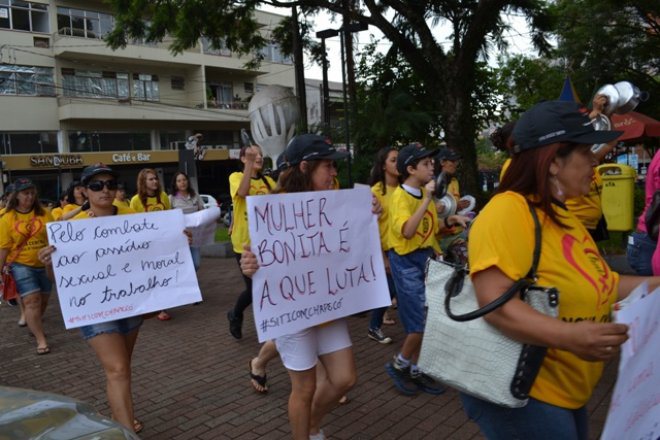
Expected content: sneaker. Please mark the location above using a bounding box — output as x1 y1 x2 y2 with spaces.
385 361 418 396
309 429 325 440
227 310 243 339
410 371 446 395
368 328 392 344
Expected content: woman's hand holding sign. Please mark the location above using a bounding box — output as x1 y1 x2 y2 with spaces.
240 244 259 278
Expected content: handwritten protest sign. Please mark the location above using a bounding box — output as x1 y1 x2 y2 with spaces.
184 206 221 247
47 210 201 329
601 284 660 440
247 186 390 342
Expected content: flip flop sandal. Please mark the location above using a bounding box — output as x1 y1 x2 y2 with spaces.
248 360 268 393
36 346 50 355
133 418 144 434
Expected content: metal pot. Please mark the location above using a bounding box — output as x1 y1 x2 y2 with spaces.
613 81 649 114
595 84 620 115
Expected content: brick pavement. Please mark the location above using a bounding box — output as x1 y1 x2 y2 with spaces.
0 257 616 439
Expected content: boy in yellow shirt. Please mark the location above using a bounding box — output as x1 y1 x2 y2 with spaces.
385 144 445 396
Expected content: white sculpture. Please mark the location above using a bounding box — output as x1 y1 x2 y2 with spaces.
248 85 299 168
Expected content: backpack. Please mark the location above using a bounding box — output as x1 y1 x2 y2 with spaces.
644 190 660 241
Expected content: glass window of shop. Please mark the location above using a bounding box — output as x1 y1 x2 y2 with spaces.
68 131 151 152
0 65 54 96
0 1 48 33
62 69 129 99
0 132 57 155
57 7 113 39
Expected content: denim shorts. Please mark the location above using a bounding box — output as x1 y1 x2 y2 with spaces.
626 231 655 276
79 316 144 341
388 248 433 334
10 263 52 297
460 393 588 440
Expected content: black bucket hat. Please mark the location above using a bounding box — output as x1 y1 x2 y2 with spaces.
513 101 623 153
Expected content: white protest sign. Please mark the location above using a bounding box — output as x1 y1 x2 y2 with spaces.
601 286 660 440
247 186 390 342
47 210 202 329
184 206 221 247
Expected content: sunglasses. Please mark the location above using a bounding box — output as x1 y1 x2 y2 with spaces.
87 179 118 192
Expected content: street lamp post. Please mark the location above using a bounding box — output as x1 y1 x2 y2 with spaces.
315 23 367 187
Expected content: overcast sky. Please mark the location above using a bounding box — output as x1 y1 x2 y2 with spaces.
258 6 539 83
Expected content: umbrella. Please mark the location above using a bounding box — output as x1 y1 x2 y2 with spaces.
610 112 660 142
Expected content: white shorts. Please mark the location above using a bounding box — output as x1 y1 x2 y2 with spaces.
275 319 352 371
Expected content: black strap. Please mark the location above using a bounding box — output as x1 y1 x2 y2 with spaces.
445 199 542 322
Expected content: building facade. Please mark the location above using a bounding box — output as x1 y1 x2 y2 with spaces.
0 0 295 201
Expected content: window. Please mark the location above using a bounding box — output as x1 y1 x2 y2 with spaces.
62 69 129 99
0 65 54 96
0 132 57 155
259 42 293 65
133 73 159 101
171 76 185 90
0 1 49 33
244 82 254 94
210 82 232 105
68 131 150 152
201 37 231 56
57 7 113 39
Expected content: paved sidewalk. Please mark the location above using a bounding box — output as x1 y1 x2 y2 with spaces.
0 257 616 439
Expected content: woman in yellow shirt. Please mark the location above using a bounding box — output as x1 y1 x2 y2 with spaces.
0 178 53 355
226 144 275 340
130 168 171 321
465 101 653 438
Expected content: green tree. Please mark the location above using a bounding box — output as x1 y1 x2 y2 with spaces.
106 0 552 194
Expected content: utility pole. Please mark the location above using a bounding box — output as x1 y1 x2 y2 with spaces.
291 5 308 131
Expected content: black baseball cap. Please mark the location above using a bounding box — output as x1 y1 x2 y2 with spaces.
285 134 349 166
513 101 622 153
397 144 436 174
81 163 119 185
437 148 461 161
13 178 35 192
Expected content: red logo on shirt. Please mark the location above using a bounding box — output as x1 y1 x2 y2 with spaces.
561 233 615 310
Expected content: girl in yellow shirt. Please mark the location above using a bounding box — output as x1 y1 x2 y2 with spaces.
0 178 53 355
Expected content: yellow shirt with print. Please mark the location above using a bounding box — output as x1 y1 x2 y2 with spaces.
0 209 54 267
371 182 397 252
468 191 619 409
500 157 512 181
129 192 170 212
73 204 135 220
113 199 131 209
388 186 440 256
565 172 602 230
62 203 81 215
229 172 275 254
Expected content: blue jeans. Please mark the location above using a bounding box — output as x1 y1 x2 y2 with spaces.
190 246 201 272
369 272 397 330
460 393 588 440
388 248 433 334
626 232 655 276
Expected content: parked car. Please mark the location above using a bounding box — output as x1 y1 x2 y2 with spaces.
200 194 219 210
0 386 140 439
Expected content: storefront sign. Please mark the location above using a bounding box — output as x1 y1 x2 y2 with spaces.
30 155 84 168
112 152 152 163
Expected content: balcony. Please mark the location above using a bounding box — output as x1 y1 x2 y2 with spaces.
57 97 249 122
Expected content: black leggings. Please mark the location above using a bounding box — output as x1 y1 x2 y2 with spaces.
232 252 253 319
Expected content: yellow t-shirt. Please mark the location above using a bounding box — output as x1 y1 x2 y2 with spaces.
73 204 135 220
51 207 64 220
565 172 602 230
62 203 82 215
0 209 54 267
388 186 440 255
229 172 275 254
371 182 397 252
0 207 6 217
129 192 170 212
468 191 619 409
113 199 131 209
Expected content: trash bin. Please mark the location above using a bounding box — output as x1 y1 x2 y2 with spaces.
597 164 636 231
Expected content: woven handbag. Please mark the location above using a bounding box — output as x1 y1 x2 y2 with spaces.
419 201 559 408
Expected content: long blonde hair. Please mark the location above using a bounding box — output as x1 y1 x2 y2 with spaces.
136 168 163 209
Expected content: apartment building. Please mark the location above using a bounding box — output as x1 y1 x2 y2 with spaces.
0 0 295 200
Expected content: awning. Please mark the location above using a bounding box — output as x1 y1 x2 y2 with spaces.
611 111 660 142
